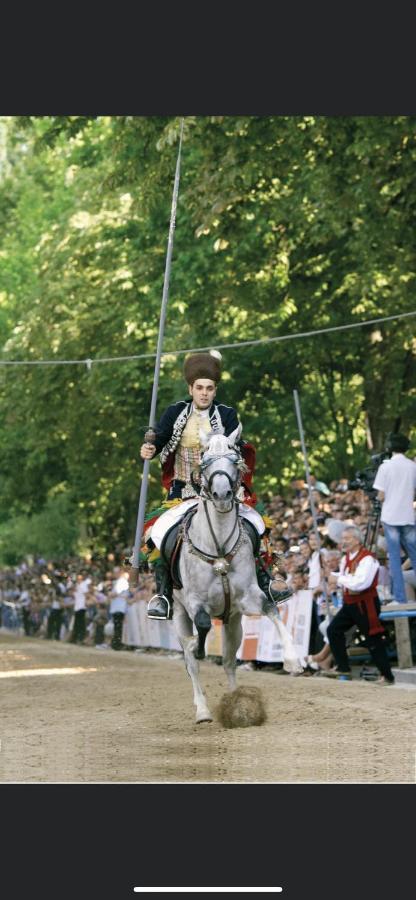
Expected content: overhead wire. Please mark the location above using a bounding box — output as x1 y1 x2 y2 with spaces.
0 309 415 369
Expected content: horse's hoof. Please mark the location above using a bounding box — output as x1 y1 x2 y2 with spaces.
196 714 213 724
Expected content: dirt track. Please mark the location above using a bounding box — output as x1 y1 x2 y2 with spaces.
0 632 415 783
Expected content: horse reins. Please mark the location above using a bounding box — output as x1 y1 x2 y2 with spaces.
182 451 247 624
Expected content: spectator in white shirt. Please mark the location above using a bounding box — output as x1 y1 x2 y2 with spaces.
306 532 322 590
109 568 130 650
71 573 91 644
46 585 64 641
373 433 416 606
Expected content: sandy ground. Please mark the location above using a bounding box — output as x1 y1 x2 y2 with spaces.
0 631 415 783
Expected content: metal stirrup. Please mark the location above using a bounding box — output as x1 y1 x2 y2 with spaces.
147 593 171 619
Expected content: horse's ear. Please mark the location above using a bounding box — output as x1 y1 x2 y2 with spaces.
227 422 242 447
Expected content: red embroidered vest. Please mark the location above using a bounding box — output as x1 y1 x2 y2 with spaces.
342 546 383 636
343 547 378 604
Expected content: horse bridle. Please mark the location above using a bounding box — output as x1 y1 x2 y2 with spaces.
192 447 243 552
183 447 246 624
198 449 242 510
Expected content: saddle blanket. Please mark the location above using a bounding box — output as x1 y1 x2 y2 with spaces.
151 499 265 550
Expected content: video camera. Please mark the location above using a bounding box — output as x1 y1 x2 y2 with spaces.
348 450 391 498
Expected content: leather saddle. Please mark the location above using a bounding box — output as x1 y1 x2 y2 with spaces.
160 509 261 590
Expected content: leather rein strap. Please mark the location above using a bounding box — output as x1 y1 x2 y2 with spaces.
182 502 246 625
181 449 246 625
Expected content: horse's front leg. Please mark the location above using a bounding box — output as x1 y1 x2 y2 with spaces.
173 598 213 724
264 603 304 675
222 612 243 691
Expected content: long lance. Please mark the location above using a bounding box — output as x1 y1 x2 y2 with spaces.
129 119 184 586
293 389 332 621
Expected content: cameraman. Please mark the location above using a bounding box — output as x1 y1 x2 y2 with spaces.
373 433 416 606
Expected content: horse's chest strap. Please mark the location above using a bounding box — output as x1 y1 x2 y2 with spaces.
219 574 231 625
183 515 247 624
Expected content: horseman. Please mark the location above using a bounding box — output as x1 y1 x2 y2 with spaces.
140 351 292 618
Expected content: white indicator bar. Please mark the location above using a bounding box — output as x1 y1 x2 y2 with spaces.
133 889 283 894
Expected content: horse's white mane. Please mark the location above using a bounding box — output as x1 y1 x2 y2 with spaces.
204 433 232 455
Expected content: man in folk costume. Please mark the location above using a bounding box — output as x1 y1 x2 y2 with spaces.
140 350 292 619
325 525 395 684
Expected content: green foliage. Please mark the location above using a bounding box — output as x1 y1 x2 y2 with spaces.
0 115 415 556
0 493 79 565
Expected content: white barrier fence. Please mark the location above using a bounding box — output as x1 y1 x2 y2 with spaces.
124 590 313 662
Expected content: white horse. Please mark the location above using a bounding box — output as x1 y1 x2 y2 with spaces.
172 433 304 723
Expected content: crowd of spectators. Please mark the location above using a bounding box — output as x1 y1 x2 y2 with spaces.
0 479 413 660
0 552 155 651
266 477 397 596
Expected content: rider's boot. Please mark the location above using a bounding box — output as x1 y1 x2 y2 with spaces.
256 564 293 606
147 561 174 620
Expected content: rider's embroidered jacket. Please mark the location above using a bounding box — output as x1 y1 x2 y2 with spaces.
153 399 243 491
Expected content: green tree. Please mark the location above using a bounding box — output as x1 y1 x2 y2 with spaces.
0 115 415 557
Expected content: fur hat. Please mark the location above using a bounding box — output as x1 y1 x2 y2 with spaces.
183 351 222 385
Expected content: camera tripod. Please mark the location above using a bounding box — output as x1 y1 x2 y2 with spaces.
364 498 381 552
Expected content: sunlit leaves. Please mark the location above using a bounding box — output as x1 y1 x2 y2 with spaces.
0 115 416 560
